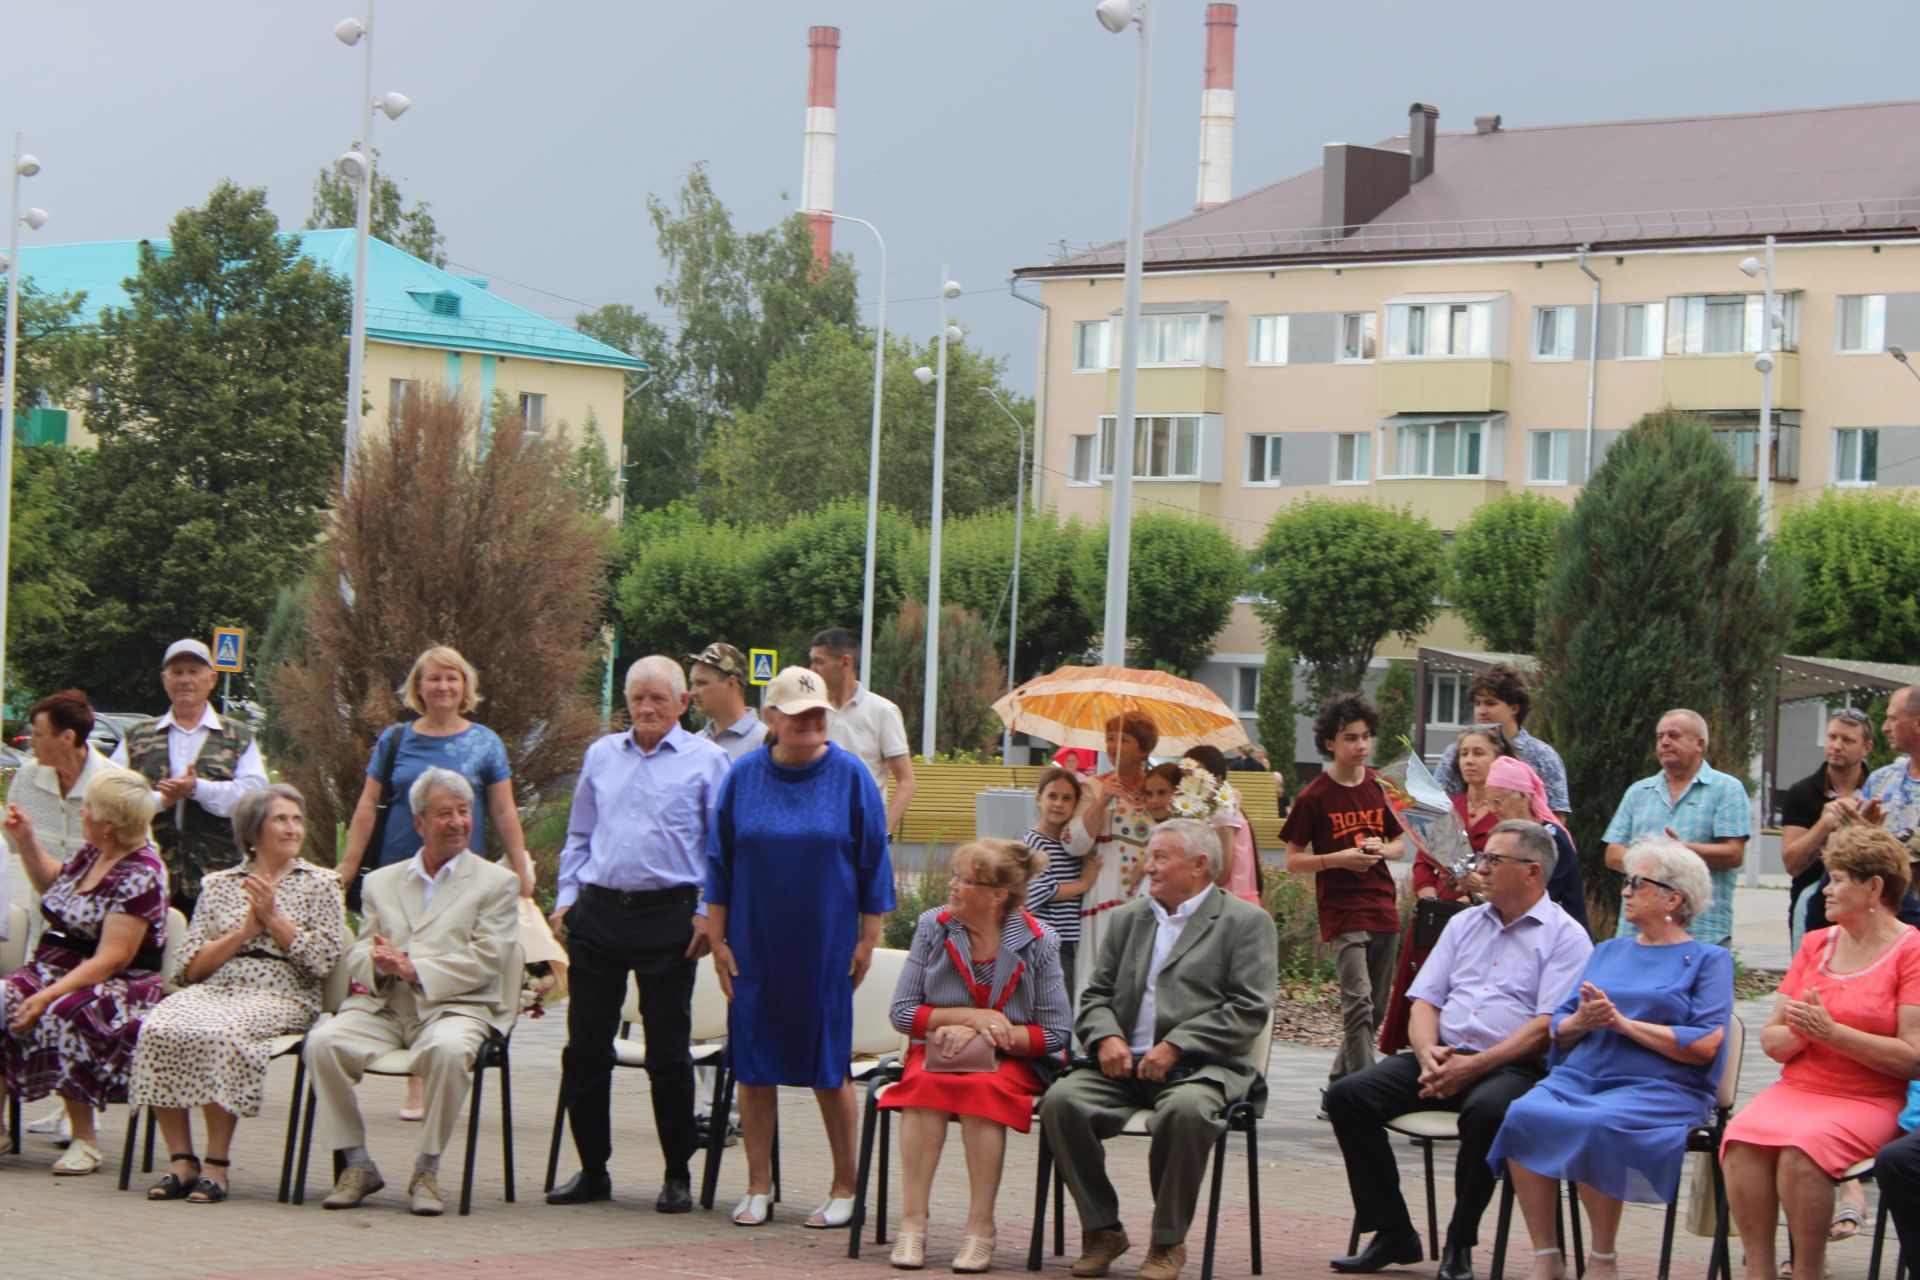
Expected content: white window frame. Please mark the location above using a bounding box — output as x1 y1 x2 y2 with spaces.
1338 311 1378 364
1619 302 1665 360
1834 427 1879 486
388 377 416 424
1665 292 1799 355
519 392 546 433
1233 666 1261 715
1248 314 1289 366
1531 306 1577 361
1245 433 1282 487
1073 319 1111 372
1385 301 1492 359
1097 414 1204 481
1133 313 1209 367
1331 431 1371 485
1388 419 1486 479
1067 433 1098 486
1426 673 1470 731
1527 429 1571 485
1836 295 1888 355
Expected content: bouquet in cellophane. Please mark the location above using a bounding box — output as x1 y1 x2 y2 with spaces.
1168 756 1238 824
1374 752 1475 882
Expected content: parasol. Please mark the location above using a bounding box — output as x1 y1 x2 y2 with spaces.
990 664 1253 756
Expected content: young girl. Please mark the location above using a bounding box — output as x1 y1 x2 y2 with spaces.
1022 767 1102 988
1140 762 1183 822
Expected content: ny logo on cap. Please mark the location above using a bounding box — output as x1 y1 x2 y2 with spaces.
799 673 818 693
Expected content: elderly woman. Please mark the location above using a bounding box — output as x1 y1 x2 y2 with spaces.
1067 712 1160 1001
881 838 1072 1272
1488 839 1731 1280
707 667 896 1229
4 690 115 941
129 785 347 1202
1722 825 1920 1280
0 768 168 1175
1483 757 1591 935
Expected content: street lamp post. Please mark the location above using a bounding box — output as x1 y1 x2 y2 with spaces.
1889 346 1920 387
915 273 962 759
980 388 1028 763
1737 235 1778 537
1095 0 1152 668
0 136 46 713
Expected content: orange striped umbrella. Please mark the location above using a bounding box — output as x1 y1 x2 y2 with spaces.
990 664 1252 755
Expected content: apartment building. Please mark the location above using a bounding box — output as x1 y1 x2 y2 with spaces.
1013 99 1920 764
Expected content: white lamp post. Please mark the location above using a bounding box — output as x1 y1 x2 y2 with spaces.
1095 0 1151 668
0 136 46 712
1737 236 1779 537
919 274 962 758
980 387 1028 763
334 4 410 481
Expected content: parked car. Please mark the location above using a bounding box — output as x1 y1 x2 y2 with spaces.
87 711 150 758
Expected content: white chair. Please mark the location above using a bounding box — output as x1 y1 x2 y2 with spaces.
115 906 188 1189
288 942 526 1215
2 902 29 1154
1654 1014 1745 1280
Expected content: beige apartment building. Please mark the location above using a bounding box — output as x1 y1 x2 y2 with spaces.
1014 99 1920 764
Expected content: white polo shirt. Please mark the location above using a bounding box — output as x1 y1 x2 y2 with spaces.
827 683 910 787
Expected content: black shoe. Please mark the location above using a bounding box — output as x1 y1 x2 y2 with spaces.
1330 1229 1424 1273
656 1175 693 1214
1437 1243 1473 1280
546 1169 613 1205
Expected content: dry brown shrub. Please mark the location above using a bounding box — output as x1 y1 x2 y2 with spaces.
269 385 612 850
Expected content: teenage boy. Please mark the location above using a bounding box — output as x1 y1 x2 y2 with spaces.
1281 692 1405 1085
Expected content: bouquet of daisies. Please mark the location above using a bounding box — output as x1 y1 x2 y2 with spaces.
1166 756 1239 824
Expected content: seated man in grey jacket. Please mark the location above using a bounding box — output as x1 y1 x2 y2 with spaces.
1040 819 1279 1280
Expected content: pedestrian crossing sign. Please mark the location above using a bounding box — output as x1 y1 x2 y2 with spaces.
749 649 777 686
211 627 246 673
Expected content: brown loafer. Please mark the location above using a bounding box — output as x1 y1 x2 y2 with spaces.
1071 1226 1132 1278
1139 1241 1187 1280
408 1169 446 1216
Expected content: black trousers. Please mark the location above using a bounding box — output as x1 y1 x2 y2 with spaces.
1326 1051 1546 1249
559 886 699 1181
1877 1127 1920 1256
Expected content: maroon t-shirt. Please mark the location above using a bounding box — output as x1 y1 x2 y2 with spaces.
1280 769 1404 940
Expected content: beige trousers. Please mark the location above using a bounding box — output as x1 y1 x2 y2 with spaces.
304 1005 490 1158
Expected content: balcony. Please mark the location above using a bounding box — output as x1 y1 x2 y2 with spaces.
1379 359 1509 415
1661 353 1801 411
1105 366 1225 415
1375 477 1510 531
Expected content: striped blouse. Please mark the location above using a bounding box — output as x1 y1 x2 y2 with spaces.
889 906 1073 1057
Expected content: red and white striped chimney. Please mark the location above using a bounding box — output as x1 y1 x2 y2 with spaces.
800 25 840 269
1194 4 1236 211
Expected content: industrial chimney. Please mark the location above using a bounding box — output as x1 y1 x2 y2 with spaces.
800 26 840 269
1194 4 1236 211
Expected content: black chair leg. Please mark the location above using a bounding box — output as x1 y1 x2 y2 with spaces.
498 1046 515 1203
1199 1131 1229 1280
1028 1127 1052 1272
544 1089 566 1194
1709 1154 1732 1280
279 1054 306 1203
1491 1176 1516 1280
772 1114 782 1203
1872 1194 1892 1280
1055 1158 1066 1257
1569 1179 1585 1276
1423 1139 1441 1260
1348 1218 1361 1256
142 1105 157 1173
8 1093 19 1154
459 1061 485 1217
876 1105 890 1244
1246 1122 1263 1274
291 1083 318 1205
848 1082 881 1260
700 1065 735 1211
119 1106 140 1191
701 1061 726 1197
1658 1187 1679 1280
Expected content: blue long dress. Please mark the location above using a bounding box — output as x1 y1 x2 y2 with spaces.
706 743 896 1088
1488 938 1733 1203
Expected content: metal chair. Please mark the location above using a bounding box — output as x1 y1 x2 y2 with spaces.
272 951 354 1202
2 902 30 1154
1654 1014 1745 1280
114 906 188 1190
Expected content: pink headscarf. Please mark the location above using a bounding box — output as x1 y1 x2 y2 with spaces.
1485 756 1574 852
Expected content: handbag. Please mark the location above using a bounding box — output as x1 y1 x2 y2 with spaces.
347 722 408 914
923 1033 999 1073
1411 895 1469 952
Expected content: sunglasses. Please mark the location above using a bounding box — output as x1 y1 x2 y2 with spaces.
1831 708 1872 724
1625 874 1676 894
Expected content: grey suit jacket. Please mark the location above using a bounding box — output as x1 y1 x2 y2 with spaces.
342 849 521 1034
1076 888 1278 1111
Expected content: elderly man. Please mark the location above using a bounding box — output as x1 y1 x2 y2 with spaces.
1601 709 1749 946
111 637 268 913
1041 819 1278 1280
305 767 519 1216
808 627 916 836
1329 821 1591 1280
685 642 766 759
1867 685 1920 836
547 656 731 1214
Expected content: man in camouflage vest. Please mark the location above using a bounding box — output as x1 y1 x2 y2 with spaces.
111 638 270 913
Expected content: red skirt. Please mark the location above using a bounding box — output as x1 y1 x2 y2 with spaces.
877 1045 1044 1131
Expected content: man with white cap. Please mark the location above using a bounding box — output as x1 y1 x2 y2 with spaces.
111 637 268 913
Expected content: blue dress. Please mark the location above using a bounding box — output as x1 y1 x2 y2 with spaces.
367 723 513 868
1488 938 1733 1203
706 743 896 1088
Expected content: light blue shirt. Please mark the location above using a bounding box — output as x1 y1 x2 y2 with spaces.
1406 894 1592 1053
698 709 768 759
1603 761 1751 943
1865 757 1920 837
556 723 732 910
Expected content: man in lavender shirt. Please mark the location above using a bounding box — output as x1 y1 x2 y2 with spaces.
1328 821 1591 1280
546 656 732 1215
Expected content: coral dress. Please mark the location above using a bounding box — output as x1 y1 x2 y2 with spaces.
1722 926 1920 1175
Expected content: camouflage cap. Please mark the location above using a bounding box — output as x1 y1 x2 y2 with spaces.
684 642 748 682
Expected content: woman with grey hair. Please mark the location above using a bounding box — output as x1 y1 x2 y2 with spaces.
128 784 348 1203
1487 838 1732 1280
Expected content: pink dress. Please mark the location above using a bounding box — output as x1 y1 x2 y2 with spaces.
1722 926 1920 1174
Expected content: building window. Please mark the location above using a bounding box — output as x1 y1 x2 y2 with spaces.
1531 306 1576 360
1339 311 1378 363
1621 302 1665 360
1249 315 1289 365
1127 313 1208 365
1835 428 1879 485
1068 434 1097 484
1098 414 1202 480
1393 420 1484 478
1528 430 1570 484
1245 434 1282 486
1332 432 1371 484
519 392 546 432
1665 293 1798 355
1427 674 1469 730
388 378 416 424
1073 320 1111 371
1385 302 1491 358
1234 667 1260 714
1715 423 1800 482
1837 295 1887 355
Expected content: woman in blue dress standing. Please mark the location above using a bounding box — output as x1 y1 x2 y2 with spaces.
1489 837 1734 1280
707 666 896 1229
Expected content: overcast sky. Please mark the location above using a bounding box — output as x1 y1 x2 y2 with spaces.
6 1 1917 390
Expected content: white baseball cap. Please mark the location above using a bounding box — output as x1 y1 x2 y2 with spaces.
765 666 833 715
162 638 213 668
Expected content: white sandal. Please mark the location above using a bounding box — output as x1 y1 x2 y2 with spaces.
805 1195 855 1229
51 1138 101 1176
733 1192 774 1226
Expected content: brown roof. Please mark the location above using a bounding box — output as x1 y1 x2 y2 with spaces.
1023 100 1920 275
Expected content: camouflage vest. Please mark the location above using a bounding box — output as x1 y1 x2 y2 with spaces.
123 714 255 907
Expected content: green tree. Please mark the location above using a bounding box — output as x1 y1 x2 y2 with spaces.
614 517 771 662
0 282 94 411
872 600 1008 758
1446 491 1568 653
750 500 915 661
1255 642 1297 785
1535 410 1796 930
1774 490 1920 662
5 445 96 693
1072 513 1246 677
306 146 447 266
1251 499 1445 703
56 183 350 709
573 303 687 514
1373 659 1415 764
565 410 619 515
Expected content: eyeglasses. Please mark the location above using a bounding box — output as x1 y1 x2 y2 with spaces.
1473 852 1539 869
951 873 997 889
1625 874 1676 894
